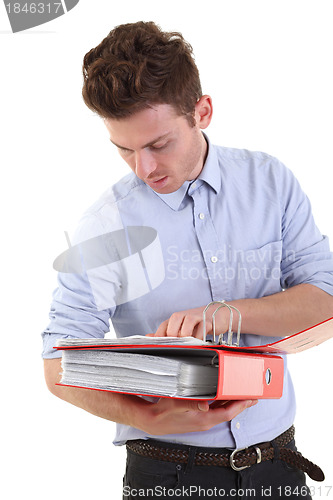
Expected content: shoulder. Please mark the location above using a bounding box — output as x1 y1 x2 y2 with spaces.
87 172 145 213
214 143 282 170
213 143 296 188
72 172 148 243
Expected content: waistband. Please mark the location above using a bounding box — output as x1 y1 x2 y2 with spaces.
126 426 324 482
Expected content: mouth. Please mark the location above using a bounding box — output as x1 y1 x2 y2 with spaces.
146 176 168 189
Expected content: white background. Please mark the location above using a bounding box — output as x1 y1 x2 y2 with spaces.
1 1 332 498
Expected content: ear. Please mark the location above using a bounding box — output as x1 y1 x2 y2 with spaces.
194 95 213 129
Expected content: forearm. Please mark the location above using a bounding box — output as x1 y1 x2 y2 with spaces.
44 358 147 426
229 283 333 337
43 358 256 434
154 283 333 339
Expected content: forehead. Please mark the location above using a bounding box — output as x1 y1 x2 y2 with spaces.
104 104 187 148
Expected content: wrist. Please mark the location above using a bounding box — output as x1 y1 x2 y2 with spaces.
122 395 156 431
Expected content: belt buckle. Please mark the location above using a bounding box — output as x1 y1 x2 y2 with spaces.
230 446 262 472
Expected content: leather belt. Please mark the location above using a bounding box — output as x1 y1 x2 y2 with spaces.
126 426 324 482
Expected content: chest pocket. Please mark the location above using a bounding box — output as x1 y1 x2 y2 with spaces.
230 240 283 299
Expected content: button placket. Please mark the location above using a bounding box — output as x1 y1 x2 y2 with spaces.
189 187 227 300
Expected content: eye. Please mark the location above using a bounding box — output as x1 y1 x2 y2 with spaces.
117 146 132 155
150 142 168 151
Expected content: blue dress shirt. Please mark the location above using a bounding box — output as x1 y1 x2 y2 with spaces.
42 135 333 449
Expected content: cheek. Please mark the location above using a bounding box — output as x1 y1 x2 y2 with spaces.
159 149 181 168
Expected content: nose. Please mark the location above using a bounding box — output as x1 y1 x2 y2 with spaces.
134 150 157 180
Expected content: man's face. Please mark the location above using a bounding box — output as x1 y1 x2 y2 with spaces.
104 102 209 194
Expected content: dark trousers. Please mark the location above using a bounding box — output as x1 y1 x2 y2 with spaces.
123 439 311 499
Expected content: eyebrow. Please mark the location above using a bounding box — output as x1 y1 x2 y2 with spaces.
110 133 171 151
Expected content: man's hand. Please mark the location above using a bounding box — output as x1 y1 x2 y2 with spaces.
152 305 230 339
133 397 258 435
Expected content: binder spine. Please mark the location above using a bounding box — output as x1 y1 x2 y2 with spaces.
214 350 284 399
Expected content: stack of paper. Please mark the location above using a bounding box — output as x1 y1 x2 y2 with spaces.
57 336 205 347
60 348 218 397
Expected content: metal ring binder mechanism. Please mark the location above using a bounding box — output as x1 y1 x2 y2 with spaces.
203 300 242 346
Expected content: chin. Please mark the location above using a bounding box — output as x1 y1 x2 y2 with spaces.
153 184 178 194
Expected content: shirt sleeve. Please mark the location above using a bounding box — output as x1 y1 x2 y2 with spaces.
41 272 113 359
279 163 333 294
41 214 115 359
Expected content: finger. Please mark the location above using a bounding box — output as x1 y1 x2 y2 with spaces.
191 319 213 339
165 313 186 337
156 397 209 413
192 320 206 339
154 320 169 337
209 400 231 409
179 316 202 338
211 399 258 421
181 399 210 412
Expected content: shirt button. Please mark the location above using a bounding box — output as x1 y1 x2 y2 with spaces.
191 182 197 190
199 213 205 220
236 422 241 430
211 256 218 263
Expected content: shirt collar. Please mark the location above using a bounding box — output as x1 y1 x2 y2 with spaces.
151 134 221 211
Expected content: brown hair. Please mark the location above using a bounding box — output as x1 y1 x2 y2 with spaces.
82 21 202 125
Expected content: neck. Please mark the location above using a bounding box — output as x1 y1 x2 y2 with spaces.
192 133 208 180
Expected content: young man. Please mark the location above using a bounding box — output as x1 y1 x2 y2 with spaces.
43 21 333 498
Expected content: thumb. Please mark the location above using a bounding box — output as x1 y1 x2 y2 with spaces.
158 398 209 413
192 400 209 412
197 401 209 412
